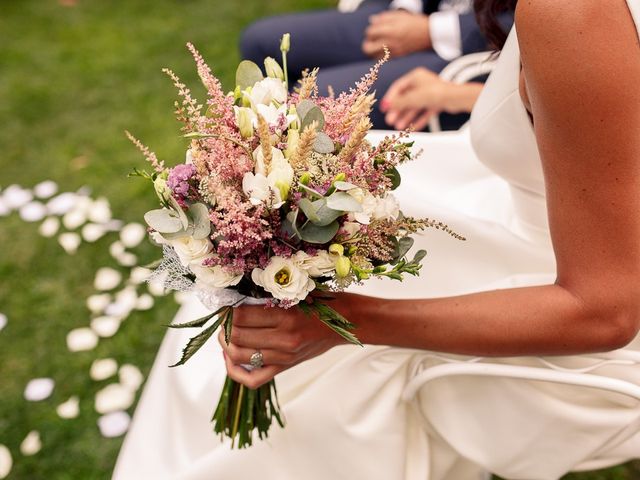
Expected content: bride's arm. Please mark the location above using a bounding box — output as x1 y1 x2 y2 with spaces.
222 0 640 388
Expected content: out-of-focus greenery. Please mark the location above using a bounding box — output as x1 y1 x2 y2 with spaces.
0 1 637 479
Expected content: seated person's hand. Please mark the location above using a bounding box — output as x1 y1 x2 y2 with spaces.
381 67 448 131
362 10 431 59
219 295 351 389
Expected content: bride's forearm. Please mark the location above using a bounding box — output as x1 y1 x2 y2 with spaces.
343 284 634 356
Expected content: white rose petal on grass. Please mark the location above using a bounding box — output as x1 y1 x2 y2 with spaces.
86 293 111 314
56 396 80 419
66 328 99 352
0 313 6 332
62 208 87 230
2 185 33 210
39 217 60 237
106 287 138 317
20 431 41 456
34 180 58 199
81 223 107 242
135 294 154 311
128 267 151 285
119 364 144 392
0 444 12 479
90 358 118 381
97 411 131 438
45 192 77 216
24 378 55 402
115 252 137 268
87 197 112 224
109 241 125 259
19 201 47 222
120 223 146 248
95 384 135 414
251 256 315 304
148 276 168 297
94 267 122 291
90 316 121 338
58 232 81 254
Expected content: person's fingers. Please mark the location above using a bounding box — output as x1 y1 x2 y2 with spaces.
224 342 297 366
394 109 422 131
381 75 415 111
411 109 436 131
223 351 283 389
229 325 300 352
233 305 280 328
368 11 393 25
364 22 391 42
385 108 401 127
362 39 385 58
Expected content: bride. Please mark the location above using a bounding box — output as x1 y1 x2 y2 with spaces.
114 1 640 479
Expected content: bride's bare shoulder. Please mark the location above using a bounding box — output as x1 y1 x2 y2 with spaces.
516 0 639 53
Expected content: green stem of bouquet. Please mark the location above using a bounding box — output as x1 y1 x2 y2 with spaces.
230 384 245 448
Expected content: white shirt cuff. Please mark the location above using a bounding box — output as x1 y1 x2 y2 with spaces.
428 10 462 61
389 0 423 14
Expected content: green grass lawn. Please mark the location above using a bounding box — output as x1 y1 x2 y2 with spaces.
0 1 638 479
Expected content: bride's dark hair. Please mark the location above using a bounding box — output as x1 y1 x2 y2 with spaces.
474 0 518 50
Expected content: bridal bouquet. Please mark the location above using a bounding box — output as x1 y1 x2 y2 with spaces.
128 35 462 448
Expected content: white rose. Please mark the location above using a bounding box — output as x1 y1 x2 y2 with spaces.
351 192 378 225
293 250 335 277
171 236 213 267
245 77 287 108
251 257 315 304
373 194 400 221
191 257 243 288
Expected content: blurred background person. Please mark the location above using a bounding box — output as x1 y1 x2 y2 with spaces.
240 0 513 131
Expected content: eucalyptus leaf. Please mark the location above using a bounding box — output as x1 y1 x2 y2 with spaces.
236 60 264 90
300 106 325 132
298 184 324 199
300 220 339 244
144 209 183 233
159 226 192 241
296 99 316 122
188 203 212 240
298 198 320 223
285 209 300 238
413 249 427 263
392 236 415 263
313 199 343 226
385 167 401 190
333 181 358 191
313 132 335 154
326 192 363 213
169 196 190 229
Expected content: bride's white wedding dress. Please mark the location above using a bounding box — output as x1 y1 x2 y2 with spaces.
114 4 640 479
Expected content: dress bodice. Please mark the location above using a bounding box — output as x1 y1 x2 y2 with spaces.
469 0 640 237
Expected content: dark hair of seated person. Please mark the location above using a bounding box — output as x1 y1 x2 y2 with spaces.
474 0 518 50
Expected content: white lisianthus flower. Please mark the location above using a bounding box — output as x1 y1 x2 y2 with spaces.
242 172 284 208
191 256 243 288
171 236 213 268
245 77 287 108
293 250 335 277
252 257 315 304
252 146 294 202
373 194 400 221
351 192 378 225
234 106 256 138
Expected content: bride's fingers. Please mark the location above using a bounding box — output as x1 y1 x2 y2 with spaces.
225 342 297 366
223 352 283 389
233 305 280 328
219 325 296 352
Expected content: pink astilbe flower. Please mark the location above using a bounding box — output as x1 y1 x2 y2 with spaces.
162 68 203 133
125 131 165 173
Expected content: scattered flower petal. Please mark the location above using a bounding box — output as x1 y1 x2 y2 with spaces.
0 444 11 479
109 241 125 259
115 251 137 267
90 358 118 381
90 316 121 338
24 378 55 402
56 396 80 419
45 192 78 216
128 267 151 285
62 209 87 230
97 411 131 438
66 328 99 352
34 180 58 199
58 232 81 254
87 197 112 224
135 294 154 311
95 384 135 414
0 313 6 332
39 217 60 237
81 223 107 242
120 223 146 248
19 431 41 456
94 267 122 291
119 364 144 392
19 201 47 222
147 279 168 297
86 293 111 314
2 185 33 210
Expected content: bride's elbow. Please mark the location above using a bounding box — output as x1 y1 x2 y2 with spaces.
588 302 640 351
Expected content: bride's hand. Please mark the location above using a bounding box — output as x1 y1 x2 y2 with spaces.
218 296 351 389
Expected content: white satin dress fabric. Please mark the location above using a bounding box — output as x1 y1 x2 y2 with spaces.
113 3 640 479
